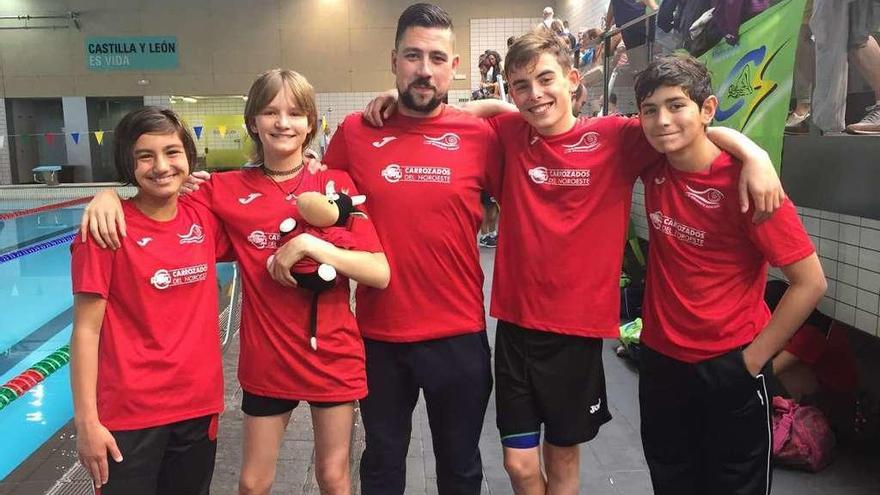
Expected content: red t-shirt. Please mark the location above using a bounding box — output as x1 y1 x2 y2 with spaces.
488 114 660 337
785 321 859 394
323 106 502 342
640 152 815 363
70 200 230 430
189 168 383 401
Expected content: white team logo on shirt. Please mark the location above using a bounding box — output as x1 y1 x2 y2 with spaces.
150 264 208 290
372 136 397 148
589 398 602 414
136 237 153 247
381 163 451 184
178 224 205 244
247 230 280 250
527 166 590 187
529 135 541 146
650 210 706 247
562 132 601 153
685 186 724 209
654 176 666 185
238 192 262 204
381 164 403 183
423 133 460 151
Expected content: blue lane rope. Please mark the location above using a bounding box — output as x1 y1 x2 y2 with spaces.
0 232 77 265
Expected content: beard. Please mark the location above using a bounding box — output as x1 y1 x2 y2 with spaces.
398 78 445 114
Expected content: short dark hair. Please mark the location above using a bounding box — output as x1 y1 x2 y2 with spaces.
114 106 196 186
505 29 572 78
634 55 713 108
395 3 453 49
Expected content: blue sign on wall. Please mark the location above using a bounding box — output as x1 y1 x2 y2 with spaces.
86 36 179 71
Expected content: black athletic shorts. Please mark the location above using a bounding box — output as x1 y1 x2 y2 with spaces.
494 320 612 448
241 390 348 417
100 414 218 495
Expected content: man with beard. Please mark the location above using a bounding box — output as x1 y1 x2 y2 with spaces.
319 4 500 494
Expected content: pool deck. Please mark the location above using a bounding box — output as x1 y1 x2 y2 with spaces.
2 249 880 494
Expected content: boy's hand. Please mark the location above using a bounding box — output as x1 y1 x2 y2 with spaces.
267 233 331 287
180 170 210 195
80 190 125 249
76 420 123 488
363 89 399 127
739 154 786 224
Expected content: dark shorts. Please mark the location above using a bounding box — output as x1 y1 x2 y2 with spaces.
494 321 611 448
241 390 348 417
100 414 218 495
849 0 880 49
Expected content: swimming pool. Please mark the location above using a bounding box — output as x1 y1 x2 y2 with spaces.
0 202 238 480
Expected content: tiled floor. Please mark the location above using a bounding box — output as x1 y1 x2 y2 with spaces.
3 248 880 494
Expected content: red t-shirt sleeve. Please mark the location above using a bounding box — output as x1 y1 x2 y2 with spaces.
616 116 663 179
784 324 828 364
745 198 815 267
70 237 114 299
323 119 351 172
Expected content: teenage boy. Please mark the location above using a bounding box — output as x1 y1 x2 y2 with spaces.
634 55 826 495
362 28 785 495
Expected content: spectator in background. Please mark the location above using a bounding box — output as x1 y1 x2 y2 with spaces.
846 0 880 134
605 0 659 52
507 35 517 48
563 20 578 52
785 2 815 134
542 6 554 29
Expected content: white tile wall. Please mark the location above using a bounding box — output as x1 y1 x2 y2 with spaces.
630 188 880 336
469 18 542 89
0 98 10 184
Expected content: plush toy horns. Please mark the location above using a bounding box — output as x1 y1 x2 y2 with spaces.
352 195 366 206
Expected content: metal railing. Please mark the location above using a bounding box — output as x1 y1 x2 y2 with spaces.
599 9 660 115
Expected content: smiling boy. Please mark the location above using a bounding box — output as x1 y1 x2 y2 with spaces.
634 55 826 495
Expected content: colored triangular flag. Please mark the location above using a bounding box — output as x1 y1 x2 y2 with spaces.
94 131 105 145
193 126 203 139
321 115 328 133
0 136 4 149
71 132 80 144
19 134 29 145
45 133 56 146
217 125 227 138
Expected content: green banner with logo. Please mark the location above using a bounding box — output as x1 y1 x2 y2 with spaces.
86 36 179 71
699 0 805 172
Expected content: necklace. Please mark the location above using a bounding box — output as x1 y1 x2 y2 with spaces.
261 161 304 177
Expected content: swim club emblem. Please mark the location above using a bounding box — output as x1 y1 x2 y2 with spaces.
685 186 724 209
423 133 460 151
527 166 590 187
150 264 209 290
715 44 783 129
247 230 280 250
178 224 205 244
649 210 706 247
562 132 600 153
381 163 451 184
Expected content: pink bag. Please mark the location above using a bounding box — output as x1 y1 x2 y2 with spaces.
771 396 835 472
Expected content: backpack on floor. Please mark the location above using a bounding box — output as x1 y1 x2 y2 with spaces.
771 396 836 472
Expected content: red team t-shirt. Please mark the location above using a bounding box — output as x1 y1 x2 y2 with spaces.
323 106 501 342
640 151 815 363
71 200 229 430
488 114 660 338
189 168 382 401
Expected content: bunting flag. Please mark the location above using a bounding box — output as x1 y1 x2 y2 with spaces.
699 0 805 171
0 136 4 149
19 134 29 146
45 133 56 146
217 125 227 138
193 126 203 139
71 133 80 144
94 131 105 145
